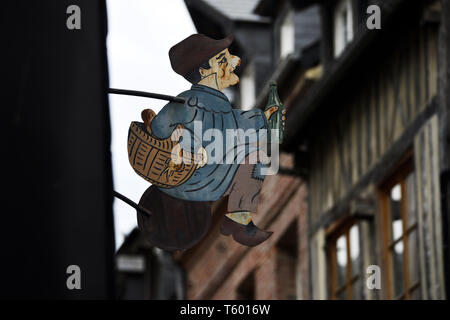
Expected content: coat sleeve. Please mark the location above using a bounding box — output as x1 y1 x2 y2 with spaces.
150 102 185 139
232 109 268 156
233 109 267 131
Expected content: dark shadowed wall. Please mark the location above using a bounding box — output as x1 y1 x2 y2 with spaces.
2 0 115 298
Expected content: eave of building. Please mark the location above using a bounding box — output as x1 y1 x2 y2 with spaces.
282 0 423 151
203 0 270 22
255 0 319 17
185 0 233 38
184 0 270 65
254 53 301 109
184 0 270 35
254 39 320 111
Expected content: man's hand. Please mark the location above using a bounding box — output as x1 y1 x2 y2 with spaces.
264 106 286 132
170 124 184 142
264 106 278 120
171 144 207 169
171 143 183 165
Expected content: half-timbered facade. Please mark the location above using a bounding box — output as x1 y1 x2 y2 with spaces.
283 0 448 299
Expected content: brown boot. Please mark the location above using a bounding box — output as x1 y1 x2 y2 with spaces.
220 216 272 247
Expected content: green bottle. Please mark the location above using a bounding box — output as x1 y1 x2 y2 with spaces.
264 81 285 144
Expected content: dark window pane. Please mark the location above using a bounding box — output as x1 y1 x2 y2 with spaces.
390 241 404 298
405 172 417 228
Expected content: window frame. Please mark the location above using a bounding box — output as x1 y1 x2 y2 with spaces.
378 151 420 299
327 218 362 300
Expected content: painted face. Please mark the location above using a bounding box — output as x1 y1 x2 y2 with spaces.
199 48 241 90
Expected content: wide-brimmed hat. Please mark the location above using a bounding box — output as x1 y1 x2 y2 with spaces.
169 34 234 79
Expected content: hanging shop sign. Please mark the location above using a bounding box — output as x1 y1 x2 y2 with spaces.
119 34 285 250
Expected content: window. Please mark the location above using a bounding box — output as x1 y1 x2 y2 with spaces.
379 157 421 299
280 10 295 60
236 270 255 300
333 0 354 57
239 62 255 110
327 220 362 299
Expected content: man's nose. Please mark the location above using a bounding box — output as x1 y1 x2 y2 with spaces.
231 56 241 68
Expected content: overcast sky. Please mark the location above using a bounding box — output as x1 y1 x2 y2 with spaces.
106 0 196 249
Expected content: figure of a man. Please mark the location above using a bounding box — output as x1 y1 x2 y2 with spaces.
140 34 283 246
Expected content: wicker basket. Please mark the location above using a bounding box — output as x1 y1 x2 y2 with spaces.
127 121 196 188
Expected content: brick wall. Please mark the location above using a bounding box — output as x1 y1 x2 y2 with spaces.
275 248 297 299
176 154 310 300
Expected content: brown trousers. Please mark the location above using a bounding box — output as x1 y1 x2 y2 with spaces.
222 153 264 214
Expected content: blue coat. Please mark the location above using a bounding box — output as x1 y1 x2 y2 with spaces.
150 84 267 201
